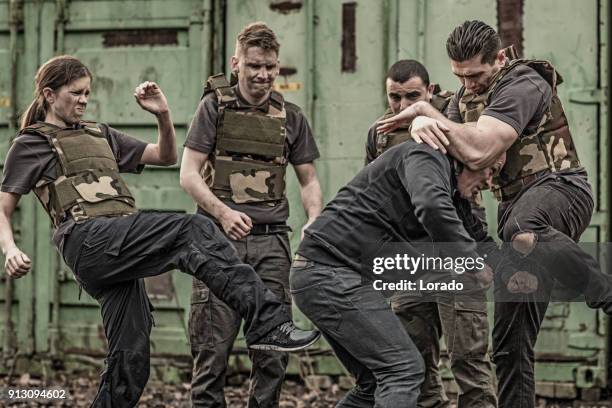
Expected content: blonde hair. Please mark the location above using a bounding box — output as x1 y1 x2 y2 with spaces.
234 22 280 56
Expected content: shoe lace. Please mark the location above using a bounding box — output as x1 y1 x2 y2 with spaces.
278 321 294 335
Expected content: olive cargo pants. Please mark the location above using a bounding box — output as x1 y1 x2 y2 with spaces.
391 294 497 408
189 231 293 408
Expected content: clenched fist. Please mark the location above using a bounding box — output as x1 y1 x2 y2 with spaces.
5 246 31 279
134 81 169 116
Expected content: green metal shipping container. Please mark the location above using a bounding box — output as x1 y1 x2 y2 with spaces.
0 0 609 401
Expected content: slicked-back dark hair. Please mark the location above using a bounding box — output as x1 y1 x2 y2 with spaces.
386 59 430 86
446 20 501 64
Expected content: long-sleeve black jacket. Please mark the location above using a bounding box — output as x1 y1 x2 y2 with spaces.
298 140 501 274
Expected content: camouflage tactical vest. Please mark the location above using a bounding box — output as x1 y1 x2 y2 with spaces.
374 85 454 158
20 122 137 227
204 74 288 205
458 55 580 201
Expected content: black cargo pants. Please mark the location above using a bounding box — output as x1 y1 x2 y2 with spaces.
189 231 292 408
62 212 290 408
492 175 612 408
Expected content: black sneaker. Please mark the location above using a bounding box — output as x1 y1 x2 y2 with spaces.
249 321 321 352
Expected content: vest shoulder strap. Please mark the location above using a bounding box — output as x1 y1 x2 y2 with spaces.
502 44 519 61
18 122 60 138
430 84 454 112
79 121 104 136
495 59 563 93
19 121 103 137
522 59 563 88
269 90 285 111
203 73 237 106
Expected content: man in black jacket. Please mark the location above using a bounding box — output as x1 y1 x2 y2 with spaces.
290 140 504 407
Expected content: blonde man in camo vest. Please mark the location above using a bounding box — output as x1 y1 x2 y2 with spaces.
181 22 323 408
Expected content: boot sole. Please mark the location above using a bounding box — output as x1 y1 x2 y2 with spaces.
249 332 321 352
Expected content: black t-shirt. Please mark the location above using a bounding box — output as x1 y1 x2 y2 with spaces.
1 122 147 249
184 86 320 224
298 141 482 271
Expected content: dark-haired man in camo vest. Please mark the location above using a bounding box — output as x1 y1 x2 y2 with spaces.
379 20 612 408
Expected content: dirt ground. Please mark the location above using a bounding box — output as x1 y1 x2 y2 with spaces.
1 372 606 407
0 373 344 407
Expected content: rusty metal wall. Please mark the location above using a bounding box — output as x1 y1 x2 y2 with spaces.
0 0 212 379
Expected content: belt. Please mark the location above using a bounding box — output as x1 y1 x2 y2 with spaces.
492 169 552 202
249 223 291 235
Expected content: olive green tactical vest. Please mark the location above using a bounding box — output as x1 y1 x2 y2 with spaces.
458 52 580 201
20 122 137 227
204 74 288 205
374 85 454 158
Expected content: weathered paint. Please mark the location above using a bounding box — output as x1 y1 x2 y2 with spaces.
0 0 209 371
523 0 609 392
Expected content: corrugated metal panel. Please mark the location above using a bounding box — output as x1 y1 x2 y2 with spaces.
0 1 212 374
0 0 39 365
523 0 609 393
53 0 210 360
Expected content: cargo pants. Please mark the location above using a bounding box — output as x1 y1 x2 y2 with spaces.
492 175 610 408
189 231 293 408
391 294 496 408
61 212 290 408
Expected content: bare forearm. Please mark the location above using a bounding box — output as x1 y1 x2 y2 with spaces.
180 172 230 220
300 180 323 221
0 213 18 255
155 111 177 165
412 103 479 163
413 102 504 169
294 163 323 222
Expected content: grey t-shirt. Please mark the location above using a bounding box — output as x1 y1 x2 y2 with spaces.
446 63 552 133
1 122 147 249
184 86 320 224
446 62 592 213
